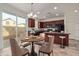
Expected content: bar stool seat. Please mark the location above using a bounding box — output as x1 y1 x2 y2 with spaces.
59 36 65 39
59 35 65 48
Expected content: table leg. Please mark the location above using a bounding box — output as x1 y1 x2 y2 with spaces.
30 42 37 56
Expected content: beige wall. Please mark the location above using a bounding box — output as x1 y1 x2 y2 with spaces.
0 12 3 49
35 20 38 29
64 5 79 40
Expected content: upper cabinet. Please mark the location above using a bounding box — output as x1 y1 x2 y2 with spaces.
28 18 35 27
38 20 64 32
38 20 64 28
39 20 64 28
38 22 44 28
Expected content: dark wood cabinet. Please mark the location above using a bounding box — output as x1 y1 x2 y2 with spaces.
38 20 64 32
28 18 35 27
38 22 44 28
39 20 64 28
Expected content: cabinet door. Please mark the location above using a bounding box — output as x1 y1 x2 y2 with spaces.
28 18 35 27
39 22 44 28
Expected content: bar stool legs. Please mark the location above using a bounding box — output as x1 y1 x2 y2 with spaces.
60 38 65 48
59 36 65 48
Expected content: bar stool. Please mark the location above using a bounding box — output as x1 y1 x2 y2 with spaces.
59 35 65 48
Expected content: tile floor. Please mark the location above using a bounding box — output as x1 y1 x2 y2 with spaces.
0 39 79 56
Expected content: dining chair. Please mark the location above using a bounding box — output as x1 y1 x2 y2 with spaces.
18 34 31 47
39 35 54 56
35 33 45 46
10 38 29 56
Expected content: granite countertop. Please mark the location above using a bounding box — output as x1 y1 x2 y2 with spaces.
44 32 70 35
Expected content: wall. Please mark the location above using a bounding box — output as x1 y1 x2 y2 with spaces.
0 12 3 49
64 5 79 40
35 19 39 29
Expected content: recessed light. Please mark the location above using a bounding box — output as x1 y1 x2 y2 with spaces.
54 6 58 10
74 10 78 13
56 14 59 16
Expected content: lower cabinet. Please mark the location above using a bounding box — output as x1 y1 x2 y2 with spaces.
44 32 69 46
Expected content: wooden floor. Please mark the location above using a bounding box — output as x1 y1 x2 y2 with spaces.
0 39 79 56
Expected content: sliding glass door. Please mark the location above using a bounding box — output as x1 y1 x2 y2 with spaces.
17 17 26 43
2 12 27 48
2 13 16 48
2 12 16 48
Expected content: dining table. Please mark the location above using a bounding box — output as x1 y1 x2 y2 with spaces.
21 35 43 56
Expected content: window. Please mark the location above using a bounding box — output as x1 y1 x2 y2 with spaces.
2 12 16 48
17 17 26 39
2 12 27 48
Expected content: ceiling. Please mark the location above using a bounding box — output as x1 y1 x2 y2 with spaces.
8 3 79 19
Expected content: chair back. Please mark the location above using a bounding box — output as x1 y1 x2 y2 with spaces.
48 35 54 51
39 33 45 40
19 33 26 39
18 33 28 44
10 38 23 56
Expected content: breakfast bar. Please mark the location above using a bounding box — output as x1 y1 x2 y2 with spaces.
44 32 69 46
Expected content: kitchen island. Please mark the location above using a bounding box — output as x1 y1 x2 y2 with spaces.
44 32 69 46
